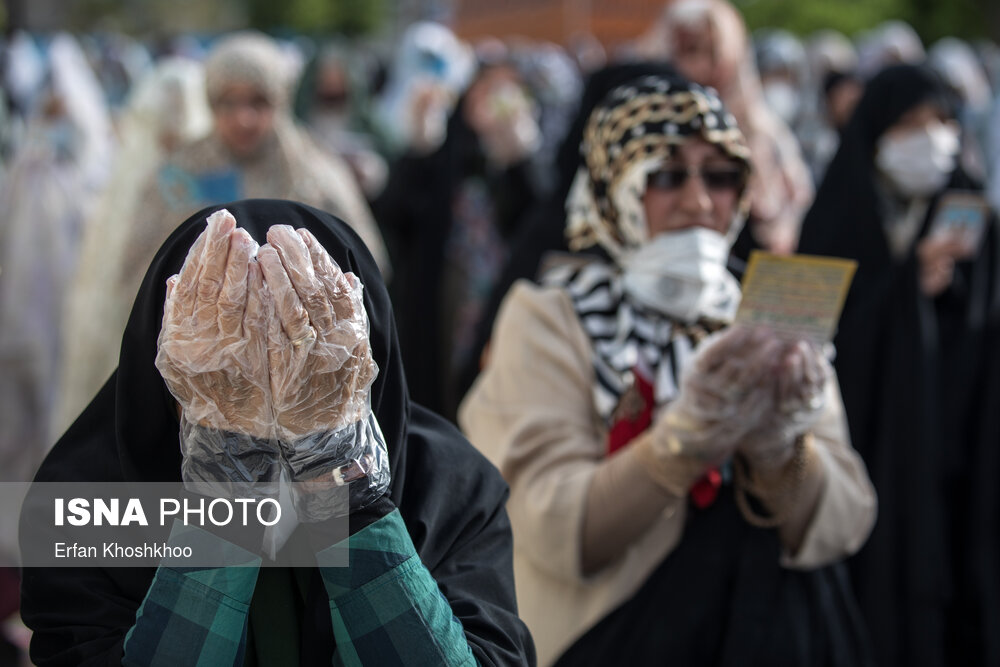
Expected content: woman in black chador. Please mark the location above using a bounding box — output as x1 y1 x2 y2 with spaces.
375 59 540 421
20 199 534 666
797 63 1000 667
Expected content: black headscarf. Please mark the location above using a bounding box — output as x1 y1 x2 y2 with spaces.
21 199 533 666
374 64 539 421
798 64 1000 667
798 63 959 269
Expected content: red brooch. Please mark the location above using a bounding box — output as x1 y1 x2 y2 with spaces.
607 371 655 455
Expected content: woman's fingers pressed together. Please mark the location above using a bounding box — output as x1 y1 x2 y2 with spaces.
163 274 181 322
297 228 357 322
694 326 753 375
918 235 968 261
680 326 833 438
917 235 969 297
171 218 373 381
258 242 315 348
194 210 237 321
268 225 335 339
774 339 827 412
159 213 381 442
217 228 257 338
168 223 211 323
699 327 780 397
776 343 804 406
731 330 784 387
244 259 268 340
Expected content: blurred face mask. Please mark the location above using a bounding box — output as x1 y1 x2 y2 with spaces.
762 80 800 124
620 227 741 323
875 122 960 198
311 110 351 140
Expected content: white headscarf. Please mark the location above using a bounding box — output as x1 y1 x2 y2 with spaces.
373 21 475 154
204 31 298 109
54 57 213 438
117 32 389 306
0 33 113 493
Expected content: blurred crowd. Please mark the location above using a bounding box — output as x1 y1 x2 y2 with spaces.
2 1 1000 665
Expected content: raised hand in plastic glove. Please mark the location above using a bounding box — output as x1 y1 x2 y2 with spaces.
257 225 389 522
154 209 279 492
636 327 786 494
660 327 786 461
737 338 831 471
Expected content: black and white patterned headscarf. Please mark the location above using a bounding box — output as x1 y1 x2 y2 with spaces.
554 75 752 425
565 75 751 262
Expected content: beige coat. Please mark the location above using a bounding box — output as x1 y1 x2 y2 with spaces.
459 281 877 666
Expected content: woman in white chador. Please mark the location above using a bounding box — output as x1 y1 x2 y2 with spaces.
53 56 213 436
0 32 114 483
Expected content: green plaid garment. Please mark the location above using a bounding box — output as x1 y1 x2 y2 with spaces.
122 510 477 666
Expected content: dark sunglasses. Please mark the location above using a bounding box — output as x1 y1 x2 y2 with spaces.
646 164 746 191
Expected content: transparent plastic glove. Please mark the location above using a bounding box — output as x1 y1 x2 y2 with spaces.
651 327 785 467
257 225 388 521
737 338 831 470
154 209 279 492
284 414 391 523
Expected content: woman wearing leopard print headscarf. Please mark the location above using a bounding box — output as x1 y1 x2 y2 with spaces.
460 73 876 667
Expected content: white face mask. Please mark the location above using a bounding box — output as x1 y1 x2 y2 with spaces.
762 81 800 124
875 123 960 198
621 227 741 323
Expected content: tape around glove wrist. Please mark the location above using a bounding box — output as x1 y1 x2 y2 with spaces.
279 413 391 523
180 423 281 495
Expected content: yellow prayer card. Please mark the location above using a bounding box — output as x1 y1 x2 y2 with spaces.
734 251 857 343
